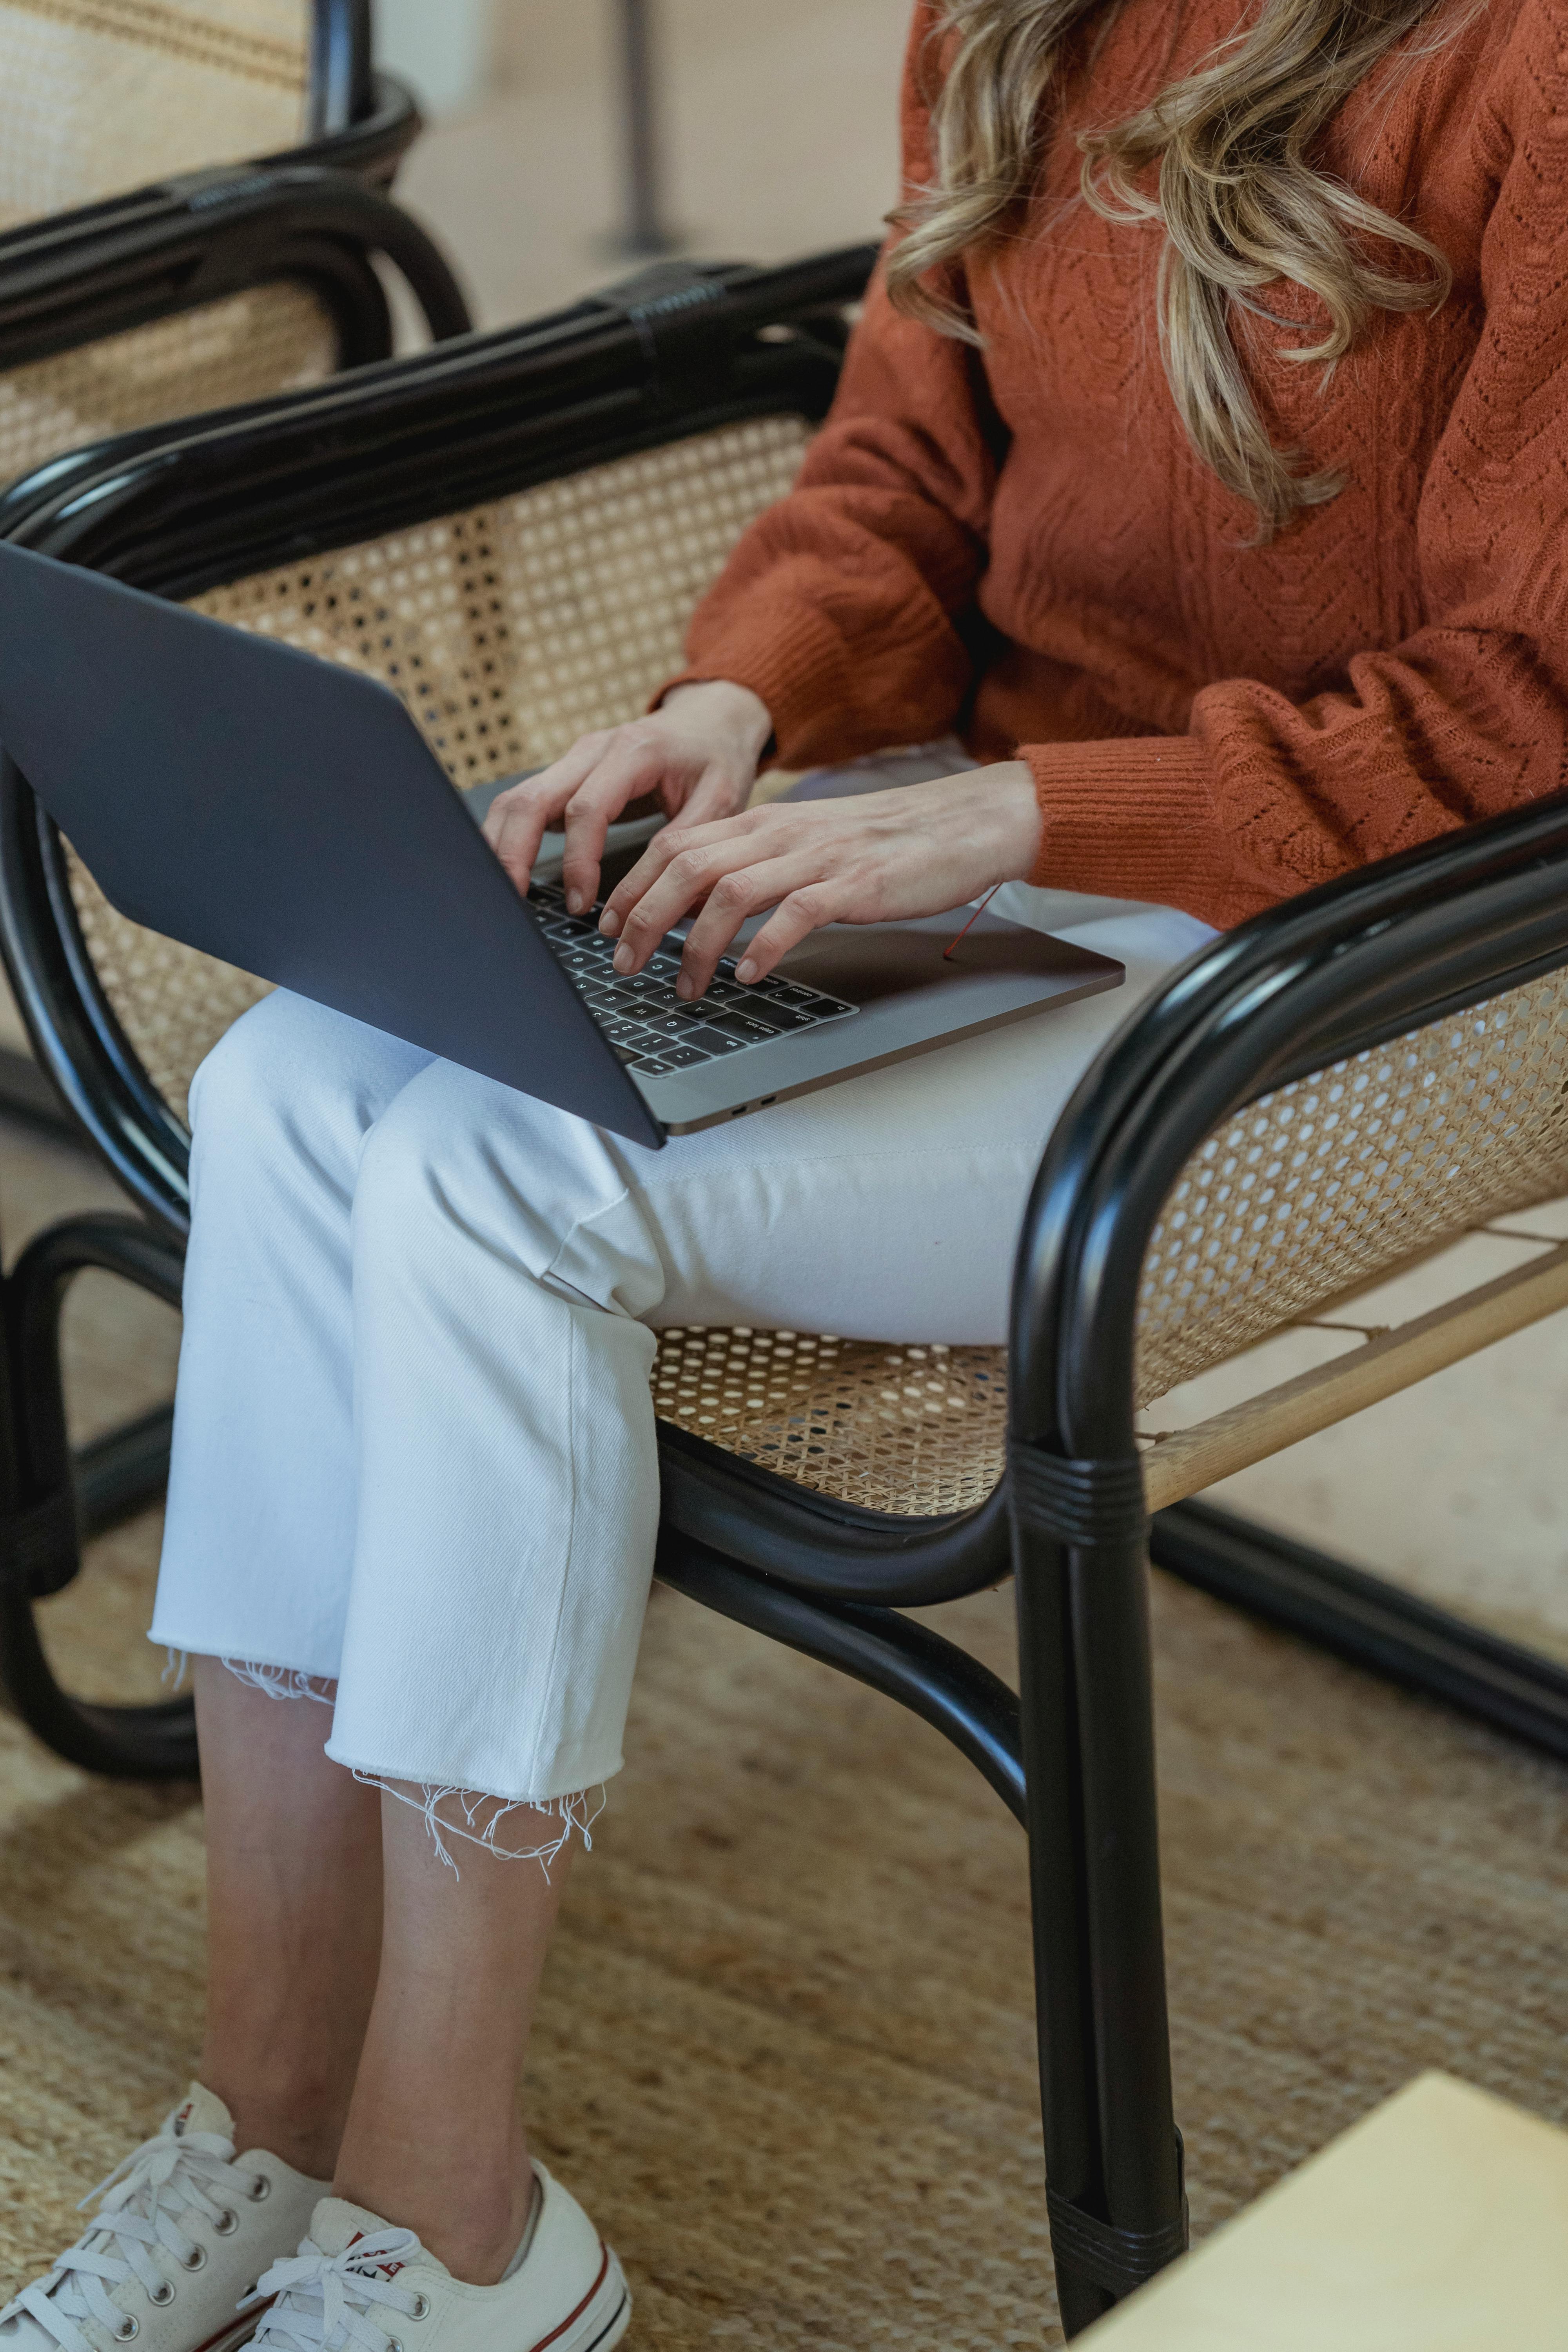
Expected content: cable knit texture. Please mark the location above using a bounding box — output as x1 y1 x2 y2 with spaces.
665 0 1568 927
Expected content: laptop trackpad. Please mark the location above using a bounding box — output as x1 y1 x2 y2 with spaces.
771 912 1102 1005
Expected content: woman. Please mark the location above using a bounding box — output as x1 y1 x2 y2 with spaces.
5 0 1561 2345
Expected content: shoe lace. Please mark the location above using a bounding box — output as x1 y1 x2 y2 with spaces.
246 2234 426 2352
0 2129 263 2352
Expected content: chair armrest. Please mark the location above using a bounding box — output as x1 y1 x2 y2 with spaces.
0 244 877 584
279 69 423 186
0 159 470 376
1007 791 1568 1468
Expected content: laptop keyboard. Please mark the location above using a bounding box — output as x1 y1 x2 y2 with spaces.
528 880 857 1077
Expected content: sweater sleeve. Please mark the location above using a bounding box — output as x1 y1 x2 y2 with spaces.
661 2 1006 766
1023 25 1568 929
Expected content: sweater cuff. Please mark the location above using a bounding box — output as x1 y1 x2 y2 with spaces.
1024 735 1234 916
652 604 858 767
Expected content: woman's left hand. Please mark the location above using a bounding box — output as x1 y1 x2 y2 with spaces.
598 759 1043 999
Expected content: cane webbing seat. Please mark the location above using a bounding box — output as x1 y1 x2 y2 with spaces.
650 1328 1011 1517
51 414 1568 1526
0 0 309 229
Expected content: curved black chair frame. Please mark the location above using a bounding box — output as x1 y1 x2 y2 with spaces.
1 247 1565 2335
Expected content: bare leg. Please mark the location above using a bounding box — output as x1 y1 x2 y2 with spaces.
195 1657 383 2178
332 1788 572 2284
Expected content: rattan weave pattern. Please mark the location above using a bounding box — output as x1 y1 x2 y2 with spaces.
650 1327 1009 1517
64 417 814 1118
0 0 306 225
0 280 338 490
1135 969 1568 1401
192 414 816 784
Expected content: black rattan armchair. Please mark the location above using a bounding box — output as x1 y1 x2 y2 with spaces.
0 0 469 1117
0 0 466 479
2 252 1567 2338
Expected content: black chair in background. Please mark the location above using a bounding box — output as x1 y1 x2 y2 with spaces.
2 252 1567 2336
0 0 470 1116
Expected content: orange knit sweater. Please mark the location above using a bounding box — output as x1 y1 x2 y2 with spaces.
670 0 1568 929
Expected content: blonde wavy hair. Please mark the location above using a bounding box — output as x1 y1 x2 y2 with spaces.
887 0 1465 535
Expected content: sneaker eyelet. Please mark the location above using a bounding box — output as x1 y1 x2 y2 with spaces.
149 2283 175 2308
180 2247 207 2273
215 2210 239 2237
388 2337 403 2351
249 2176 271 2203
116 2322 138 2342
410 2296 429 2322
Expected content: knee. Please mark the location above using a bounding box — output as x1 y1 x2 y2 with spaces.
351 1066 650 1311
351 1069 532 1265
187 993 385 1193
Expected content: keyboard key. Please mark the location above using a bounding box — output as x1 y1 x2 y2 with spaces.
630 1055 673 1074
683 1025 747 1055
727 999 817 1033
659 1045 706 1069
604 1021 654 1048
710 1011 778 1046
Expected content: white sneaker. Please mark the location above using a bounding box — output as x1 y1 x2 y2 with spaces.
249 2176 630 2352
0 2084 329 2352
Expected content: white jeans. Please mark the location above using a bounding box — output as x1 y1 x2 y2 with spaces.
150 746 1214 1844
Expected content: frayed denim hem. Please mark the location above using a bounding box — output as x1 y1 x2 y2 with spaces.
353 1773 606 1878
221 1657 337 1706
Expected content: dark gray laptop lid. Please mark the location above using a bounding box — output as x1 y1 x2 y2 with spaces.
0 541 662 1145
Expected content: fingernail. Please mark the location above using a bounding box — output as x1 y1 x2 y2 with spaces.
566 891 583 915
599 909 620 936
736 958 758 982
613 945 633 973
676 975 693 1000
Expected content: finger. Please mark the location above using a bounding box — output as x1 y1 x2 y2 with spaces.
482 737 603 853
605 826 772 974
677 866 841 993
483 745 605 890
673 759 748 831
599 802 779 940
597 766 745 935
559 738 675 913
730 880 849 984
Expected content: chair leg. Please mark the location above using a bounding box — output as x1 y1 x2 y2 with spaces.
1014 1522 1187 2336
0 1212 194 1779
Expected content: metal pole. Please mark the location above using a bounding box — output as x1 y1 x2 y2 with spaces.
615 0 676 254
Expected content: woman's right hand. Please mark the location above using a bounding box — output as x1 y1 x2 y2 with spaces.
482 678 773 915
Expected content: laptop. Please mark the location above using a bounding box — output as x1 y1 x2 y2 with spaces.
0 542 1123 1149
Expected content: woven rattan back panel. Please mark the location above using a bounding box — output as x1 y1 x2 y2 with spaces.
0 0 307 225
64 413 815 1116
0 279 336 491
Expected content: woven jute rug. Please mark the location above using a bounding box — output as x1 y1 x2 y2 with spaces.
1 1122 1566 2349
